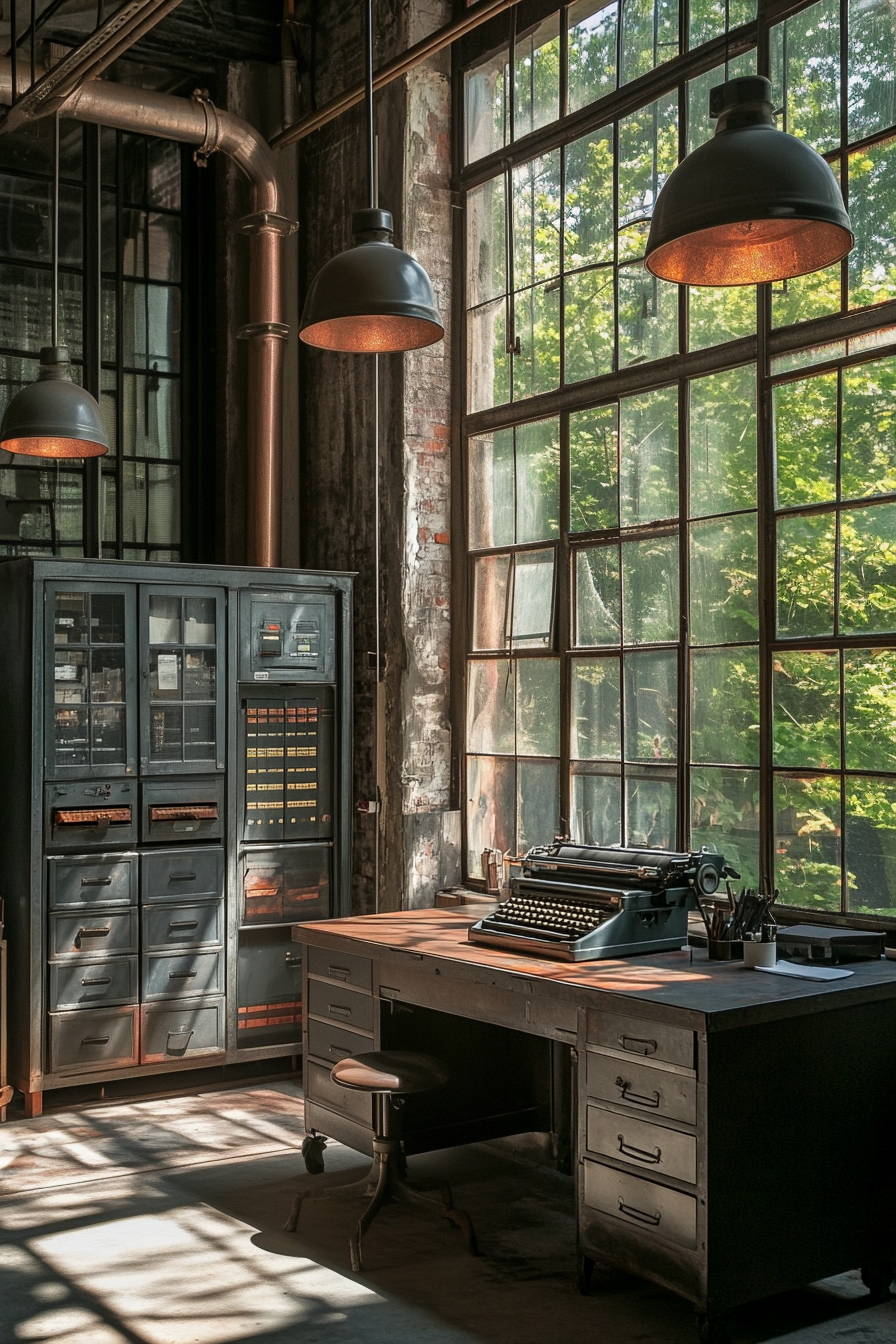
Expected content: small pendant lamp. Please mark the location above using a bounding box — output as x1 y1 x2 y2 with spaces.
645 76 853 287
0 115 109 459
298 0 444 352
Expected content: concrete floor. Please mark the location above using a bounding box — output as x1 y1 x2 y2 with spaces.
0 1081 894 1344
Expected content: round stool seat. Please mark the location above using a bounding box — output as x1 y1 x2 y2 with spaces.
330 1050 449 1095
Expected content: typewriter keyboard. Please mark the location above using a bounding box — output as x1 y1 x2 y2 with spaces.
479 893 608 943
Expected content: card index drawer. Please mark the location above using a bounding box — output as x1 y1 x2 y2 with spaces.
583 1159 697 1250
307 978 374 1032
307 943 372 991
49 1006 138 1074
143 950 224 1001
586 1050 697 1127
587 1010 695 1071
143 901 223 951
48 854 137 909
141 999 225 1063
142 846 224 903
586 1104 697 1185
307 1018 373 1064
50 956 138 1011
50 909 138 959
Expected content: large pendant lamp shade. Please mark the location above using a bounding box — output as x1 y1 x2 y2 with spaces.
298 0 444 352
645 76 853 287
0 346 109 459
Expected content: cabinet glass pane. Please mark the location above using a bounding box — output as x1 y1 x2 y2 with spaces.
54 708 89 767
150 705 183 761
184 597 216 644
185 704 216 761
54 593 89 644
92 593 125 643
55 649 87 703
774 773 841 911
148 594 181 643
184 650 215 700
150 649 182 699
92 706 125 763
91 647 125 703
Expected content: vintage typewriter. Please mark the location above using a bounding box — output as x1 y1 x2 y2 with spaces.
468 842 732 961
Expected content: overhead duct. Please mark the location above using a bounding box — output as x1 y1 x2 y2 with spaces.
0 60 294 568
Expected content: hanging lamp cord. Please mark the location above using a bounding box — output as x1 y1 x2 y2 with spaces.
365 0 375 210
51 110 60 348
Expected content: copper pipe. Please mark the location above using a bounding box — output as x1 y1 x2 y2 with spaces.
270 0 516 148
0 61 294 567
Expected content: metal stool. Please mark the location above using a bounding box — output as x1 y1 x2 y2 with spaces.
286 1050 479 1271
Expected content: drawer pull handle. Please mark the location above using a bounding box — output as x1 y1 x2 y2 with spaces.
328 1045 351 1058
169 872 197 881
169 970 198 979
617 1198 661 1227
617 1134 662 1164
81 976 112 986
616 1077 660 1109
328 1005 351 1019
285 955 302 967
327 965 352 980
81 876 113 886
81 1036 110 1046
620 1035 658 1056
75 926 111 945
168 921 200 930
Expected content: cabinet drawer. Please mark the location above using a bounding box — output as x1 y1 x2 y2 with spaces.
141 998 225 1062
143 901 224 951
305 1060 372 1125
307 943 372 991
141 778 225 843
587 1010 695 1071
142 846 224 903
307 978 374 1032
586 1104 697 1185
586 1051 697 1127
48 854 137 909
49 909 139 959
583 1159 697 1250
143 949 224 1001
49 1006 138 1074
307 1017 373 1064
49 956 138 1010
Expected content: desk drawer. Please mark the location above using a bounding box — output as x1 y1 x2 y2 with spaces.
305 1060 372 1125
586 1051 697 1127
142 846 224 903
143 950 224 1001
307 944 372 991
307 1018 373 1064
583 1159 697 1250
49 956 138 1010
587 1010 695 1071
307 978 374 1032
48 854 137 910
141 998 225 1062
48 1006 138 1074
586 1104 697 1185
143 901 223 951
49 910 138 959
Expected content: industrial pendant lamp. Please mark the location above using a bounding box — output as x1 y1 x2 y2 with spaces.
645 76 853 287
0 115 109 459
298 0 444 352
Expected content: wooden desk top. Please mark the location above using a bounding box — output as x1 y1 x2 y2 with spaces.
294 908 896 1028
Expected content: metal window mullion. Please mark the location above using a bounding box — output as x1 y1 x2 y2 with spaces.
558 409 571 836
757 279 776 895
115 129 124 557
677 373 690 851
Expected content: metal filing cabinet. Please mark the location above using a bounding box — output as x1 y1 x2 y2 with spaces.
0 559 352 1111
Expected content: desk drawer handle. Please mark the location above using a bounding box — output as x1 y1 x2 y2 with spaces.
616 1077 660 1109
617 1134 661 1164
169 970 198 979
168 921 200 930
328 1045 351 1058
617 1198 661 1227
81 876 113 886
81 976 112 986
620 1035 658 1056
327 965 352 981
81 1036 110 1046
169 872 197 881
328 1005 351 1019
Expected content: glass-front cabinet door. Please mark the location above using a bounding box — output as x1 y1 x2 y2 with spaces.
45 584 138 777
140 586 225 773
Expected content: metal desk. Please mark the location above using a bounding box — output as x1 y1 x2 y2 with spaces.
293 909 896 1340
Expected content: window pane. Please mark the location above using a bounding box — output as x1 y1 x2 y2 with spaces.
622 534 679 644
576 545 621 645
518 759 561 853
618 92 678 263
620 0 678 87
564 267 615 383
848 139 896 311
624 649 677 761
472 555 510 650
468 429 514 549
772 259 842 328
467 176 505 308
147 138 182 210
514 16 561 139
773 650 841 768
689 365 756 518
467 660 514 753
122 282 180 372
841 356 896 499
570 404 618 532
846 775 896 913
464 49 509 163
565 128 614 269
146 465 179 546
0 265 83 357
619 385 678 526
518 658 560 755
571 656 621 759
690 767 760 888
690 0 756 50
568 1 617 114
571 770 622 845
776 512 836 637
688 283 757 351
467 755 515 871
510 549 555 648
689 514 759 645
467 298 510 412
691 649 760 766
516 419 560 543
774 773 841 911
618 262 678 367
513 282 561 401
774 372 838 507
848 0 896 143
512 153 561 289
626 767 676 847
840 501 896 634
121 373 179 460
773 0 840 154
844 648 896 770
687 51 755 155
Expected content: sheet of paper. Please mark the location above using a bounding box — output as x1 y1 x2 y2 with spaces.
756 960 853 981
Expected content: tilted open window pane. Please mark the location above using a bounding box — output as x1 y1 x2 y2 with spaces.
510 550 556 648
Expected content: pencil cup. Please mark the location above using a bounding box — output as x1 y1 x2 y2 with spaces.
708 939 742 960
743 939 776 969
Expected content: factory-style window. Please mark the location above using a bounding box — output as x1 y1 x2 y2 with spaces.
0 105 205 561
460 0 896 922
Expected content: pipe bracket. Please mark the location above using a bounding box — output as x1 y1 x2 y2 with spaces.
191 88 221 166
238 321 290 341
239 211 298 236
